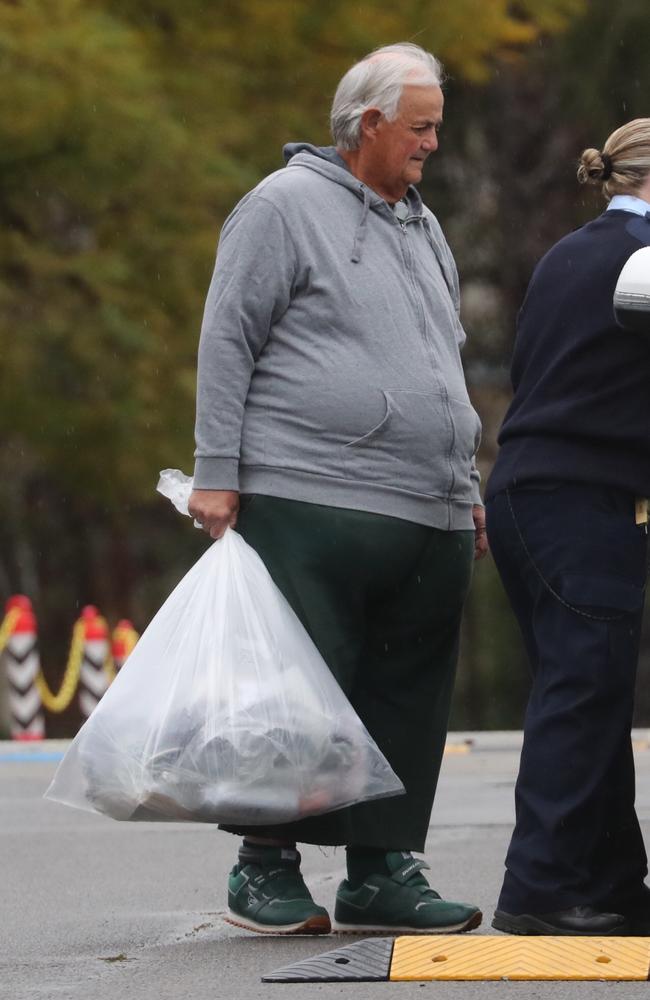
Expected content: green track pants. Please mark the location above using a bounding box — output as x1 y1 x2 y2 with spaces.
221 495 474 851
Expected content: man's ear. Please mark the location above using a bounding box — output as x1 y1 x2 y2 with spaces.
614 246 650 332
360 108 382 140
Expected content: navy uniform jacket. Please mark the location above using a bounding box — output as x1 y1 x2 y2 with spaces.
487 210 650 499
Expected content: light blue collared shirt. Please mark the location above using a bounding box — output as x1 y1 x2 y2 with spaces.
607 194 650 217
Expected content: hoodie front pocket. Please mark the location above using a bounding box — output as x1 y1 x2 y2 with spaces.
343 389 458 496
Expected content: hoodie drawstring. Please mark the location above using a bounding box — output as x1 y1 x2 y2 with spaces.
422 215 459 307
351 186 371 264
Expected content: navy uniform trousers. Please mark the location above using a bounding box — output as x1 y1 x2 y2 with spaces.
486 483 648 914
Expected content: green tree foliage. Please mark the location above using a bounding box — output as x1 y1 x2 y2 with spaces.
0 0 226 508
555 0 650 132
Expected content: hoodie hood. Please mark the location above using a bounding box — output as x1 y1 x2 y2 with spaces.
282 141 425 215
282 141 425 262
283 141 348 169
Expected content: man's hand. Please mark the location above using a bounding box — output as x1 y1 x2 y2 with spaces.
472 504 488 560
188 489 240 540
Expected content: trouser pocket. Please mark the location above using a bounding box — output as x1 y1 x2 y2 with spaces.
504 486 647 622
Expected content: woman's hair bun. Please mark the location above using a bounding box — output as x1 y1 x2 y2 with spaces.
577 120 650 196
577 147 609 185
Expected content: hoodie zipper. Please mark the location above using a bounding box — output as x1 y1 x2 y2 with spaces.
397 215 457 509
396 216 439 368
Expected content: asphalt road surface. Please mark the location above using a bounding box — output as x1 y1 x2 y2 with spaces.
3 733 650 1000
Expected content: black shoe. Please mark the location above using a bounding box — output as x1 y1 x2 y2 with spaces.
492 905 627 936
602 884 650 935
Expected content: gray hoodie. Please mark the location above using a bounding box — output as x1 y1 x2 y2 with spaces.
193 143 482 530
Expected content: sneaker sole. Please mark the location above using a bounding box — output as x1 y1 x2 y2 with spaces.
333 910 483 935
491 912 627 937
224 911 331 935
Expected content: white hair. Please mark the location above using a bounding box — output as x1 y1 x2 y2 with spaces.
330 43 443 151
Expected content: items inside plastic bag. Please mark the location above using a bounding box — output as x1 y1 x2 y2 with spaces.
45 471 405 824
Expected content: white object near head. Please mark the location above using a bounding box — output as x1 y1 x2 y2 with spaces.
614 246 650 331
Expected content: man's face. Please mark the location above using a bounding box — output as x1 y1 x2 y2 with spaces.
370 84 444 198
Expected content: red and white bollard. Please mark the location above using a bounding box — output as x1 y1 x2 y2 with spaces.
78 605 110 720
111 619 138 673
3 595 45 741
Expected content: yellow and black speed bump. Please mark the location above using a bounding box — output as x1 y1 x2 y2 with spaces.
392 935 650 981
263 936 650 983
261 937 393 982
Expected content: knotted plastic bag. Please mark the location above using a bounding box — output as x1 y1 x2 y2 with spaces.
45 471 404 824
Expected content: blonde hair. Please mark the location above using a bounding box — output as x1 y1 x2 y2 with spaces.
577 119 650 201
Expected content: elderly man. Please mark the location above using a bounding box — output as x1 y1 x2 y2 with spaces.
189 42 486 936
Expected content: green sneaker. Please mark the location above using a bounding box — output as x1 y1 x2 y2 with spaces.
225 845 331 935
333 851 482 934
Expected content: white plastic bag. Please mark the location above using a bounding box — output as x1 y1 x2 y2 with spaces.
45 471 404 824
